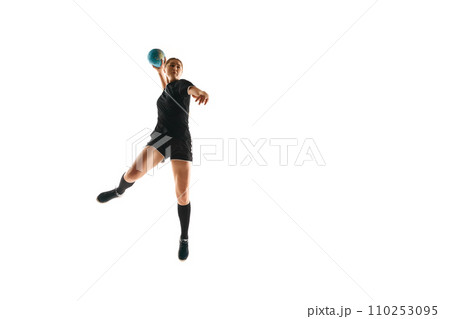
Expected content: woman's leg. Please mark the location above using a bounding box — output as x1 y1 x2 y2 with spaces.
125 145 165 183
171 159 191 206
97 146 164 203
172 159 192 260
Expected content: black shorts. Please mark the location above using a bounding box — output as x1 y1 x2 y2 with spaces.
146 131 192 162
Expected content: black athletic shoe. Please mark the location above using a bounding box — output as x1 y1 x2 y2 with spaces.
97 188 121 203
178 238 189 261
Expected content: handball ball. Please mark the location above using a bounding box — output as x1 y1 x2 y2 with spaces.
147 48 165 68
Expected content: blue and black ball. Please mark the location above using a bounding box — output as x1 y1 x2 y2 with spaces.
147 48 165 68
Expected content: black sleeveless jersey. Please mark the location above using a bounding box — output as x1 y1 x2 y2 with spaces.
153 79 194 140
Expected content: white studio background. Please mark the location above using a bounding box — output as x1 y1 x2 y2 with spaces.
0 0 449 318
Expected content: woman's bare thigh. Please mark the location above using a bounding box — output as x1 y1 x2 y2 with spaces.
125 146 164 182
171 159 191 205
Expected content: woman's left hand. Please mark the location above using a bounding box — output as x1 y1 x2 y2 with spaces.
192 91 209 105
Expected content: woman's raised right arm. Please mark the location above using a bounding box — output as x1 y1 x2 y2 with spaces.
153 57 168 89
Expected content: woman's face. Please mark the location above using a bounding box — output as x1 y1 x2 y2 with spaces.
165 60 183 81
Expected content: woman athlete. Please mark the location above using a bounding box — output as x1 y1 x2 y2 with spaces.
97 57 209 261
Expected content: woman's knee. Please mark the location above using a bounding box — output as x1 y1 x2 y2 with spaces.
177 190 190 205
125 169 144 182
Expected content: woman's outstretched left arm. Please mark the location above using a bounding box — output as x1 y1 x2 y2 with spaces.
188 86 209 105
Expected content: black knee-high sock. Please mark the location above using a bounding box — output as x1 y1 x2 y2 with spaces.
178 202 191 240
117 173 134 195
